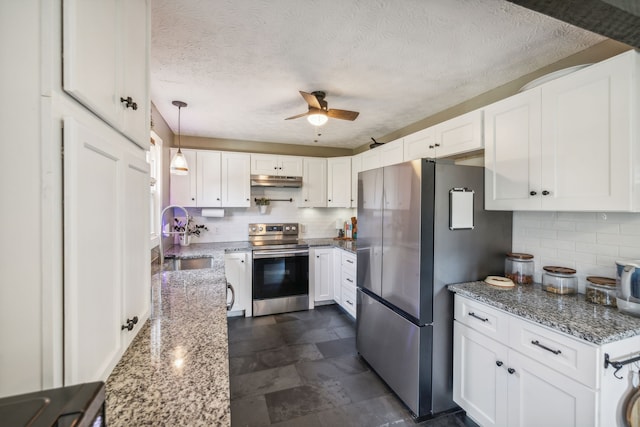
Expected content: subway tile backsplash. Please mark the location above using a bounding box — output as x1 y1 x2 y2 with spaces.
512 211 640 293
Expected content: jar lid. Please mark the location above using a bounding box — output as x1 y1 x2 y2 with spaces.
507 252 534 260
586 276 616 287
543 266 576 275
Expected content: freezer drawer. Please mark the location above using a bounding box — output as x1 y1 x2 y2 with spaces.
356 289 432 417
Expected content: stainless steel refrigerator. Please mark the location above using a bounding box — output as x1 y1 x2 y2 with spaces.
356 159 512 419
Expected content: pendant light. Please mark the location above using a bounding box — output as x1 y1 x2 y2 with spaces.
169 100 189 175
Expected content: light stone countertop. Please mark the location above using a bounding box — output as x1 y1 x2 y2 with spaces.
106 251 230 426
449 281 640 345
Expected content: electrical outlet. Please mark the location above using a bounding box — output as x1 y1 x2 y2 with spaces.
300 224 306 234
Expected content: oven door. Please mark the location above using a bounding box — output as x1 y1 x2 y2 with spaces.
252 249 309 300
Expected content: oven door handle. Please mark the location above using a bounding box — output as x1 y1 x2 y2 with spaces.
253 249 309 259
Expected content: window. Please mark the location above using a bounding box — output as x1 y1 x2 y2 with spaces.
148 131 163 248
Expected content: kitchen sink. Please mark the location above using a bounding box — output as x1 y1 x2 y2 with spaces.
165 257 215 271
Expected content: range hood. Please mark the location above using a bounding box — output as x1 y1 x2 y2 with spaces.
250 175 303 188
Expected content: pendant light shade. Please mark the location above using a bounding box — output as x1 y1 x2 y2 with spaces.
170 100 189 175
307 111 328 126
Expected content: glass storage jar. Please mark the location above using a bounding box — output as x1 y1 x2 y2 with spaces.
543 266 577 295
505 253 534 285
585 276 617 307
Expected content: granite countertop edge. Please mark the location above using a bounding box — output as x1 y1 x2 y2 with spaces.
449 281 640 346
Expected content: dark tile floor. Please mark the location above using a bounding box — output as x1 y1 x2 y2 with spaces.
228 304 477 427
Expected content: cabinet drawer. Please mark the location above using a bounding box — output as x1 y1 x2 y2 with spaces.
508 317 598 388
341 268 356 287
341 284 357 318
341 251 356 271
454 295 509 343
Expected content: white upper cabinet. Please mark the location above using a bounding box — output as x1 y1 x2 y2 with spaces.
221 152 251 207
379 138 405 167
327 157 352 207
351 154 362 208
62 0 150 148
300 157 327 208
196 151 222 207
403 127 436 161
169 148 197 206
251 154 303 176
360 149 381 171
486 50 639 211
433 109 483 158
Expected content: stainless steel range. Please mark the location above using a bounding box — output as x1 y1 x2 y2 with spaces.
249 223 309 316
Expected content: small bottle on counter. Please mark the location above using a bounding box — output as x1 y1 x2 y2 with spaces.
505 253 534 285
542 266 577 295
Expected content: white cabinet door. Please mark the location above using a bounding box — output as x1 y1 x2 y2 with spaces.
62 0 119 127
507 351 596 427
300 157 327 207
311 248 333 302
196 151 222 207
360 149 381 171
280 156 303 176
434 109 483 158
453 322 509 427
62 0 149 148
540 53 633 211
221 152 251 207
403 127 436 161
122 149 150 348
380 139 405 167
225 252 251 317
327 157 351 207
484 89 542 210
169 148 197 207
351 154 361 208
119 0 150 146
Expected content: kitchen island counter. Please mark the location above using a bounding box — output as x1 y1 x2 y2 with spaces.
449 281 640 345
106 250 230 426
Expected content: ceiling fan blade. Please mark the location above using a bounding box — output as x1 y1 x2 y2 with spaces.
327 109 359 121
284 111 310 120
299 91 322 109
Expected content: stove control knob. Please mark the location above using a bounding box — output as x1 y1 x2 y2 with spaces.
250 226 256 232
259 226 264 232
291 226 297 231
284 226 291 231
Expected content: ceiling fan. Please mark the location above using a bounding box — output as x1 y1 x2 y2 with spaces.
285 91 359 126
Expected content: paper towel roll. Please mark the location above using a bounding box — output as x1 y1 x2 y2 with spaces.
201 208 225 218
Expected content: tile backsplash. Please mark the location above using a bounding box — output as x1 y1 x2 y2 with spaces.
512 211 640 293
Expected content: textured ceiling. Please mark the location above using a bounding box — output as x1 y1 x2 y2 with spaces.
151 0 606 149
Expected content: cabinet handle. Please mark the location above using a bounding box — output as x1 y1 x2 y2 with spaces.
120 316 138 331
529 191 537 196
346 259 354 264
274 167 278 170
496 360 503 367
542 190 550 196
346 300 354 306
531 340 561 355
435 143 440 147
346 278 353 283
305 199 308 202
429 145 434 149
468 312 489 322
328 199 332 202
216 198 220 201
317 255 320 258
191 197 195 201
508 368 516 374
227 282 235 311
120 96 137 110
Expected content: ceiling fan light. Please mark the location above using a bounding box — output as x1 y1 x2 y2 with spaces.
170 149 189 175
307 112 328 126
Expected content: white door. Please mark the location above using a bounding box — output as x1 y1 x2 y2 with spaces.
280 156 303 176
63 117 123 385
122 150 150 347
196 151 222 207
169 148 197 206
225 252 250 316
221 152 251 207
403 127 436 161
484 89 542 210
312 249 333 302
327 157 351 207
62 0 119 127
379 139 404 167
351 155 361 208
360 149 381 171
507 350 596 427
120 0 149 147
300 157 327 207
250 154 279 175
434 109 484 158
540 55 633 211
453 322 509 427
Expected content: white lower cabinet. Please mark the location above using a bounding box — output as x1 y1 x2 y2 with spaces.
453 295 597 427
339 250 357 318
63 115 149 385
311 248 334 303
224 252 252 317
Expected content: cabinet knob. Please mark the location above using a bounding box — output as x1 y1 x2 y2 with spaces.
435 143 440 147
429 145 434 149
241 260 244 263
529 191 537 196
120 96 137 110
328 199 332 202
216 198 220 201
305 199 308 202
496 361 503 367
191 197 195 201
507 368 516 374
274 167 278 170
542 190 550 196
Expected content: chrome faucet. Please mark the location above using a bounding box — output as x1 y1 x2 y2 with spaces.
159 205 189 267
